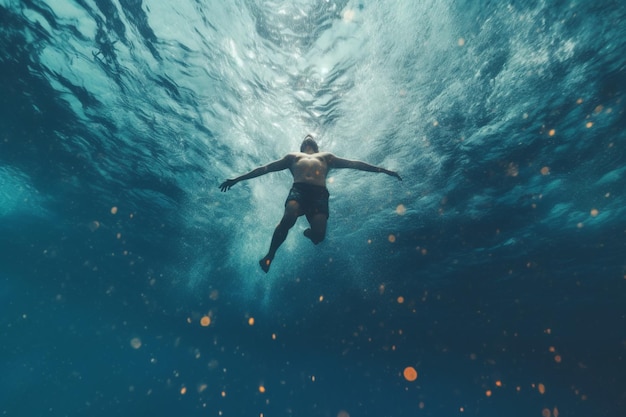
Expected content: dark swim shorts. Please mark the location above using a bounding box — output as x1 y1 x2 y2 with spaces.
285 182 330 218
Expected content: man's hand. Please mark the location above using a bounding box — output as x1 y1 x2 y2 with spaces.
385 169 402 181
219 179 238 192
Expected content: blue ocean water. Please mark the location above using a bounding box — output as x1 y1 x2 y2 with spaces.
1 0 625 416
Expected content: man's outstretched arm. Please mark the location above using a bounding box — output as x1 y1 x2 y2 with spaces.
328 154 402 181
219 154 293 192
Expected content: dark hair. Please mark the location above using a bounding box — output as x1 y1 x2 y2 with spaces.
300 135 319 153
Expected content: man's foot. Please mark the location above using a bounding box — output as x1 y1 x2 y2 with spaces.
304 228 321 244
259 256 272 273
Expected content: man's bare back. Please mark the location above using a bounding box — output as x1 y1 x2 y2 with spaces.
219 135 401 272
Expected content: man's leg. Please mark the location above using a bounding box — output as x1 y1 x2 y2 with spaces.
260 201 300 272
304 213 327 245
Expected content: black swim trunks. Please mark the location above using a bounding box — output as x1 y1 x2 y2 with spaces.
285 182 330 218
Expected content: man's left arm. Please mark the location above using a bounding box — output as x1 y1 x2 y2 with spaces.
327 154 402 181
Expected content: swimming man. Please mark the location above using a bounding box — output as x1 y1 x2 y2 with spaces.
219 135 402 272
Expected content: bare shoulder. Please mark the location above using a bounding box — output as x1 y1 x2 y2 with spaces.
322 152 350 167
263 153 296 171
318 152 336 163
281 153 299 163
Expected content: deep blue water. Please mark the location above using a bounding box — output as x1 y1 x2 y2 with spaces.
1 0 625 416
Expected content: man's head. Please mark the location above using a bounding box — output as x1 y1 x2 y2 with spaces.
300 135 319 154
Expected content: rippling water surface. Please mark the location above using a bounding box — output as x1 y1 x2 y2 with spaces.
1 1 625 416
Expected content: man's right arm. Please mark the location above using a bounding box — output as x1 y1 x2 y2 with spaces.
327 154 402 181
219 154 294 192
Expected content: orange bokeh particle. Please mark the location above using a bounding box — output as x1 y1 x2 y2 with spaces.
403 366 418 382
542 408 551 417
388 234 396 243
180 386 187 395
554 355 562 363
538 383 546 394
89 220 100 231
258 385 266 393
130 337 142 349
200 316 211 327
586 121 594 128
495 380 502 387
397 296 405 304
396 204 406 215
548 129 556 136
485 390 492 397
590 208 599 217
248 317 255 326
541 166 550 175
111 206 118 215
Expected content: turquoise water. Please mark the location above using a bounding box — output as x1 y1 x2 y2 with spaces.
1 1 625 416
